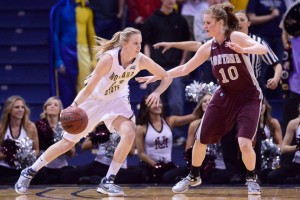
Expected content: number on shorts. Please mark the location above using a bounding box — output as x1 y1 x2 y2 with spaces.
218 66 239 83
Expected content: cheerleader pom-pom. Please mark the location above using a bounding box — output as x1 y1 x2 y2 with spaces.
0 138 18 166
15 137 37 170
89 124 111 145
185 81 217 102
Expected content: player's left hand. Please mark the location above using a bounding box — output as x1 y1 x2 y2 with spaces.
226 42 244 53
145 92 160 107
266 78 279 90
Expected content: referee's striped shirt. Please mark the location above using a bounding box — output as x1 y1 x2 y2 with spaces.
248 33 279 79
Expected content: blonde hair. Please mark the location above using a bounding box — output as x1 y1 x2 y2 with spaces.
95 27 141 58
0 95 34 141
40 96 63 119
205 2 239 37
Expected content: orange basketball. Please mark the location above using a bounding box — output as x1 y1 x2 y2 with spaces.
60 106 88 134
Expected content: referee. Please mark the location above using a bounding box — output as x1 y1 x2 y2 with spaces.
235 10 282 91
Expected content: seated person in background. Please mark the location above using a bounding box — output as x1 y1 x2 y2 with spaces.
135 94 202 183
32 96 76 184
267 103 300 184
63 123 146 184
259 98 282 183
0 96 39 184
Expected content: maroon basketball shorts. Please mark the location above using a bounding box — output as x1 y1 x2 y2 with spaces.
196 87 262 144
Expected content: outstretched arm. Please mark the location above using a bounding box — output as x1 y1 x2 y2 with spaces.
139 55 172 107
153 41 202 53
136 40 211 84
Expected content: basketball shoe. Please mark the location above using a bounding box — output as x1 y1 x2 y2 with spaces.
172 174 201 193
15 168 36 194
97 175 124 197
246 174 261 195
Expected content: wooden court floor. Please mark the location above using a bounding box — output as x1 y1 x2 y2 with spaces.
0 185 299 200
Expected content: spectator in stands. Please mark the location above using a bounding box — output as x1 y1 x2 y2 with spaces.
230 0 249 12
136 94 202 183
126 0 161 31
280 5 300 133
49 0 97 108
89 0 124 40
0 96 39 184
267 103 300 184
32 96 76 184
179 0 205 41
126 0 161 53
246 0 286 93
65 123 146 184
142 0 190 136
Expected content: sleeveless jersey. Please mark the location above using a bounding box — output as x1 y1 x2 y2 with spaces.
293 122 300 164
144 119 173 163
86 47 142 100
0 126 28 168
263 124 271 139
210 38 261 93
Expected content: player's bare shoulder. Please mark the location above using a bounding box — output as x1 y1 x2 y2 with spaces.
139 53 155 70
230 31 250 44
196 39 212 57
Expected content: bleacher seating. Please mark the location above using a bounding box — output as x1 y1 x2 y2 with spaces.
0 0 57 121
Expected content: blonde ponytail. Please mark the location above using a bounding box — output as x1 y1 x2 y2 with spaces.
95 27 141 58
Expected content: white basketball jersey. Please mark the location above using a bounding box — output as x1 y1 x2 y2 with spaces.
144 119 173 163
87 47 142 100
0 126 28 168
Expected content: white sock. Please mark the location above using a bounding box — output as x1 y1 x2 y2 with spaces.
105 160 122 180
31 154 49 172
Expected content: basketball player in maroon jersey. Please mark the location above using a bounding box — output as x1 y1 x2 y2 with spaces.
136 2 267 195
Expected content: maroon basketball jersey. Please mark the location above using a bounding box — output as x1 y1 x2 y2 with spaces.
210 38 260 92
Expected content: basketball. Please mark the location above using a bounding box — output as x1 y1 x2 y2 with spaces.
60 106 88 134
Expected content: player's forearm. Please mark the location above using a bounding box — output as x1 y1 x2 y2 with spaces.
153 75 172 95
171 41 201 52
243 43 268 55
273 63 283 82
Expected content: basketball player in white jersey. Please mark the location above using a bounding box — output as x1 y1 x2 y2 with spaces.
15 27 172 197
